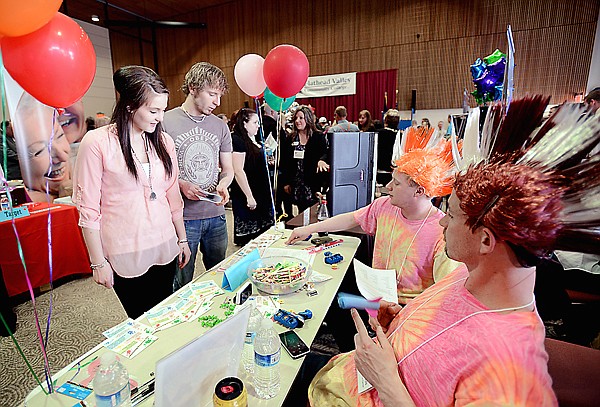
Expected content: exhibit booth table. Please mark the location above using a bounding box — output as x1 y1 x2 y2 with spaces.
24 229 360 406
0 203 90 297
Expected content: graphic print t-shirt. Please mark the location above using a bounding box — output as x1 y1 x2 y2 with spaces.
163 108 232 220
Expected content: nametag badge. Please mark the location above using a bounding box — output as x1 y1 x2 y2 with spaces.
291 141 299 146
294 150 305 159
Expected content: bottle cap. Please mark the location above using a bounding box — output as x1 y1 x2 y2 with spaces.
99 351 117 366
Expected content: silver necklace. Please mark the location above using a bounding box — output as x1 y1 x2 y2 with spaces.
131 138 156 201
384 205 434 283
180 105 205 123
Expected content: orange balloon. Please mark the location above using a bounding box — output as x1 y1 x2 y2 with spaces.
0 0 62 37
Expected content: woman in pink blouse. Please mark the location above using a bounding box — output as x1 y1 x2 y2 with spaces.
73 66 190 318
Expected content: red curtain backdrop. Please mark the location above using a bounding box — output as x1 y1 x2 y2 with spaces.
296 69 398 124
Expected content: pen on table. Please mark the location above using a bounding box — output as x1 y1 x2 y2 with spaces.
132 381 155 405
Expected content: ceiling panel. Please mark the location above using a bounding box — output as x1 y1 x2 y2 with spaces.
61 0 234 25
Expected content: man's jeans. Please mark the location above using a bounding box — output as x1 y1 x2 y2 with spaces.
173 215 228 291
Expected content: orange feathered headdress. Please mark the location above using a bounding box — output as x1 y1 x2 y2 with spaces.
394 144 455 197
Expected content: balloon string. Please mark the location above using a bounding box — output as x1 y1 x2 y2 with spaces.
0 311 49 395
0 52 54 393
43 113 57 372
254 97 276 223
273 104 286 218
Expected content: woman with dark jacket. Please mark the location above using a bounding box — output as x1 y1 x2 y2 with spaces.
280 106 329 213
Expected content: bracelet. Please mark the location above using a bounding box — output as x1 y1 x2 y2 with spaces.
177 239 188 244
90 258 108 271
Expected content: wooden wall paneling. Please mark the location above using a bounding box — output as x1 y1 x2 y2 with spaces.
110 31 143 69
203 4 244 67
354 0 398 49
512 23 596 102
109 0 600 113
311 0 338 56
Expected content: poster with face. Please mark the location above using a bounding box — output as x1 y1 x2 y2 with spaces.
3 70 75 201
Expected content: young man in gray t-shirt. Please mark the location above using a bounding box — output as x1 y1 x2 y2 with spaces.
162 62 234 291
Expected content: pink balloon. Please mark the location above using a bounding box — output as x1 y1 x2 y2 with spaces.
263 44 309 98
234 54 267 98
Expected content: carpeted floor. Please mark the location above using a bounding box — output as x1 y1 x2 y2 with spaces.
0 209 339 407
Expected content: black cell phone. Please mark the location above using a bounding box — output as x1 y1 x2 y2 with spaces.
279 330 310 359
235 282 253 305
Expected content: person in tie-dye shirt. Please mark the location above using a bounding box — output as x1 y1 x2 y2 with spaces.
287 148 462 304
308 161 561 406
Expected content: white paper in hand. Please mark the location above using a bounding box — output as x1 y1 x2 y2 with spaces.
353 259 398 304
195 189 222 204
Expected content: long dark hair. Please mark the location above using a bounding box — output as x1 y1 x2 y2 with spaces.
359 109 373 131
233 108 260 158
291 105 318 140
111 65 173 180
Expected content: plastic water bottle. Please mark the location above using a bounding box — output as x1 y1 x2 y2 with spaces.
317 196 329 221
242 305 262 373
253 318 281 399
93 352 132 407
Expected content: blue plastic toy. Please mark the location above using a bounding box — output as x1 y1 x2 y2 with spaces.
324 253 343 264
274 309 313 329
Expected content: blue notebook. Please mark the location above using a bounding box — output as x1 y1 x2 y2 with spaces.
222 249 260 291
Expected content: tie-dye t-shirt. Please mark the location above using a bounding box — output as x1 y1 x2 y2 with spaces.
309 269 557 406
354 196 463 303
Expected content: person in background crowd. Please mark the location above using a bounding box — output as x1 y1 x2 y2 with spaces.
217 113 229 126
228 110 238 132
73 65 190 319
86 117 96 132
162 62 234 291
230 108 274 245
445 114 453 138
0 121 22 180
376 109 400 185
398 117 439 156
260 104 279 144
316 116 329 133
280 105 329 213
436 120 445 139
95 112 111 128
358 109 375 132
584 88 600 117
329 106 359 132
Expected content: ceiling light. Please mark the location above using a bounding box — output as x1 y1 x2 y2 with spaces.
91 15 100 22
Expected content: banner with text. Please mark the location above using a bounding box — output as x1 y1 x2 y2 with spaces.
297 72 357 98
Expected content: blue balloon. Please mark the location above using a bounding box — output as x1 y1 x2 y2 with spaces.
264 87 296 111
470 58 486 80
474 71 496 94
486 58 506 81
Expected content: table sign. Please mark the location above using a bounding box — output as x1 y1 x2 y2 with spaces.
0 206 30 222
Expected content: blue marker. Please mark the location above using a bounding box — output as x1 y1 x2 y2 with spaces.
337 292 380 311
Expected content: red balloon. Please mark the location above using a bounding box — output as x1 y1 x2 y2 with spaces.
2 13 96 108
263 44 309 99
